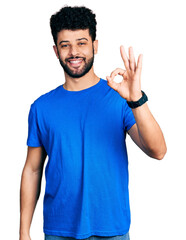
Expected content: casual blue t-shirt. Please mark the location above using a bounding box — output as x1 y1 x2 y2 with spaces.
27 78 136 239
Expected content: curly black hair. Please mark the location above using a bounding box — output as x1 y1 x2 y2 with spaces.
50 6 97 45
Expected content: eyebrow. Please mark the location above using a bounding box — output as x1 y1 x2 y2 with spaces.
59 38 88 45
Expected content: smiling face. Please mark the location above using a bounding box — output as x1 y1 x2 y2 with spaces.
53 29 98 78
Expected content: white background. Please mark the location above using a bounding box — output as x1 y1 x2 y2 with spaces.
0 0 186 239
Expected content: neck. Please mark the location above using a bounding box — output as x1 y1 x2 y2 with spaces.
63 67 100 91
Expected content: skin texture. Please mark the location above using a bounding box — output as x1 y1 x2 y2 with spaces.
107 46 143 102
53 29 100 91
20 146 47 240
20 29 167 240
106 46 167 159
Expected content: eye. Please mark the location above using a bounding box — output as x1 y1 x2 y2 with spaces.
61 44 69 48
78 42 86 46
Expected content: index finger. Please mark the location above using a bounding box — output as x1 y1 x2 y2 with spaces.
120 45 130 71
110 68 126 78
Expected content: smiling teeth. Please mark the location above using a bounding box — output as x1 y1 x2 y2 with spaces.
70 60 81 63
69 59 82 64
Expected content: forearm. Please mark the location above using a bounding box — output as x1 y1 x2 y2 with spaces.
132 102 167 159
19 167 42 236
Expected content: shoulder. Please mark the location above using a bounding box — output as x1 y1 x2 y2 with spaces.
30 85 62 111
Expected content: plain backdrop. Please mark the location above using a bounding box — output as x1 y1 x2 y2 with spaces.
0 0 186 239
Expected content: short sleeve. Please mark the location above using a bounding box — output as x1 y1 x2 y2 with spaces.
26 104 43 147
123 100 136 132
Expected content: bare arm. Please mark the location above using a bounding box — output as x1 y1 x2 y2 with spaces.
107 46 167 160
19 146 47 240
127 103 167 160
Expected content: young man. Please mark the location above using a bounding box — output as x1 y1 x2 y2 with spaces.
19 6 167 240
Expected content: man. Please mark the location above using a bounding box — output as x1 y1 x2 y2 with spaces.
19 6 167 240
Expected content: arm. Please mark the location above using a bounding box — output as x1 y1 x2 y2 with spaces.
19 146 47 240
127 103 167 159
106 45 167 160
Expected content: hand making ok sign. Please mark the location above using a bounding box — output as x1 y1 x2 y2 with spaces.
106 46 143 102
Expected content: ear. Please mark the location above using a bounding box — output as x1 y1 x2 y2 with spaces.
93 40 98 54
53 45 59 59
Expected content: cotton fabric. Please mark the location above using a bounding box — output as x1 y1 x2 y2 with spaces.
27 78 136 239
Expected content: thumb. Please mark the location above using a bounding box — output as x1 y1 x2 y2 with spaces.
106 76 118 91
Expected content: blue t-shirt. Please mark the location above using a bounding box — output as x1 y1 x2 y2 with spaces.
27 78 136 239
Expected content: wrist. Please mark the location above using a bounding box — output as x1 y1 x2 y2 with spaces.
128 91 142 102
19 229 30 237
127 90 148 109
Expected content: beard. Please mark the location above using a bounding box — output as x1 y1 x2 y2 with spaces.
58 48 95 78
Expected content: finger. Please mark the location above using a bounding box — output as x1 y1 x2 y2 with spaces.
110 68 126 80
136 54 143 75
106 75 119 91
120 46 130 71
128 46 136 71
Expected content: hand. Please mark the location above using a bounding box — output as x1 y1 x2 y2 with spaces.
106 46 143 101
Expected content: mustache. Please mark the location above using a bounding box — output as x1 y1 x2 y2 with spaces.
66 56 86 61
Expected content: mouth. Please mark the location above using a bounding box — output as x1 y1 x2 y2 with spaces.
67 58 84 68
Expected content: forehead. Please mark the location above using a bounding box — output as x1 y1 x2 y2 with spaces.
57 29 91 44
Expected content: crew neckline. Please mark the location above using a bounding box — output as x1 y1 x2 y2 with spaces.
61 78 103 93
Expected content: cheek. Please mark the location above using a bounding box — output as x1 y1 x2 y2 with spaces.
58 52 68 61
84 47 94 57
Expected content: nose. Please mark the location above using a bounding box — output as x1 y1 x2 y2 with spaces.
69 45 79 56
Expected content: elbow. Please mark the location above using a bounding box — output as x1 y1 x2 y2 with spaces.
152 145 167 160
155 151 166 160
145 143 167 160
